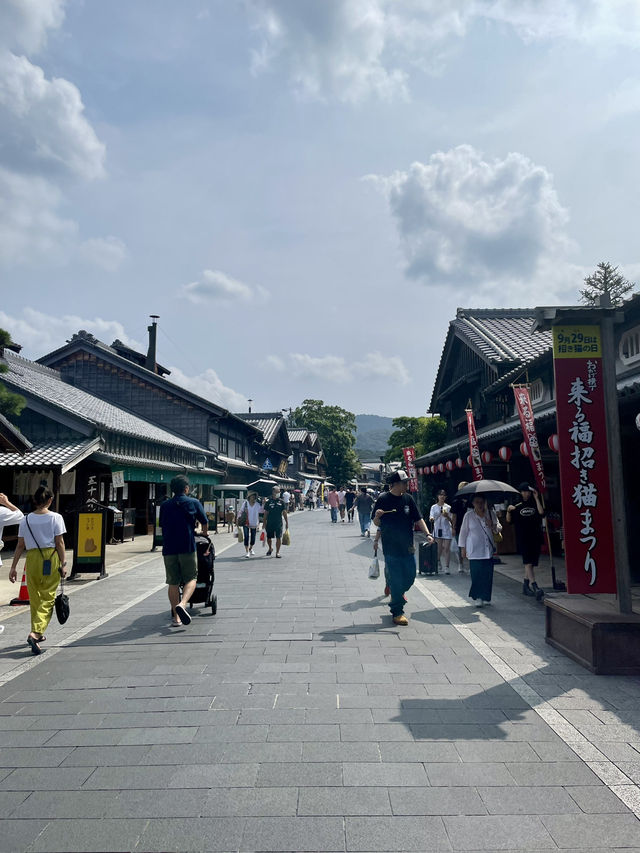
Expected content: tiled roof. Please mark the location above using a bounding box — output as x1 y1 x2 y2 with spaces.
236 413 284 444
454 309 552 364
287 429 308 444
0 437 101 473
0 413 32 454
2 351 211 454
217 454 261 472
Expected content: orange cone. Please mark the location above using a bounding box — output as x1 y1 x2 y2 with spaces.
10 570 29 606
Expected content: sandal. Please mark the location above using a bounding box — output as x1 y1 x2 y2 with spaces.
27 636 42 656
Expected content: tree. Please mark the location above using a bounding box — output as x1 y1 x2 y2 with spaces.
384 416 447 462
0 329 25 419
290 399 360 486
580 262 635 307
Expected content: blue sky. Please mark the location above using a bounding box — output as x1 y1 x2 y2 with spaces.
1 0 640 417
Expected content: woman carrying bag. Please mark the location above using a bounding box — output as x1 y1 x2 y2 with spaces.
8 487 67 655
238 492 261 558
458 494 501 608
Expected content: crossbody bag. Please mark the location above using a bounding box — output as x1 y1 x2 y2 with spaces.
24 514 70 624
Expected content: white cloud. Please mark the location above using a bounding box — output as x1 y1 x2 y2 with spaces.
0 0 123 269
181 270 268 304
607 77 640 119
168 365 249 412
246 0 640 102
366 144 576 301
266 350 410 385
0 308 142 358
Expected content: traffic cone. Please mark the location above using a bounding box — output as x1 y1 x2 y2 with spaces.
10 570 29 606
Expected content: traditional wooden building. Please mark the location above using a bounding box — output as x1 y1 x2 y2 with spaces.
286 429 328 492
236 412 294 486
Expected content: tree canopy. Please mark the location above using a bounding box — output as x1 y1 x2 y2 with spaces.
0 329 25 419
384 416 447 463
290 399 360 486
580 261 635 307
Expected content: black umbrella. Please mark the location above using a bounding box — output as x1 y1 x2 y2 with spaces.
454 479 519 502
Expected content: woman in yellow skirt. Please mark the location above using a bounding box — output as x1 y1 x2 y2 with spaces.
9 487 67 655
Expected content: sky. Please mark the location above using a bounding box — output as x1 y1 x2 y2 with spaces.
1 0 640 418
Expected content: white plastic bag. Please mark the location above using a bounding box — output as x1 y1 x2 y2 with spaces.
368 556 380 579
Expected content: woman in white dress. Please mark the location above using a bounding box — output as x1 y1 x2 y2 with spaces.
458 494 502 607
429 489 453 574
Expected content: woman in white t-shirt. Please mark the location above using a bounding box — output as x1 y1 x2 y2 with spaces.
9 487 67 655
429 489 453 574
238 492 261 557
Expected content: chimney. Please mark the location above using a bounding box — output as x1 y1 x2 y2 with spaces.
145 315 159 373
248 398 253 414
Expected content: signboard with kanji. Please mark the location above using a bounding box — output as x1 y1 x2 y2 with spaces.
552 325 616 594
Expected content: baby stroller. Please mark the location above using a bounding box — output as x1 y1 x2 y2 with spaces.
180 533 217 615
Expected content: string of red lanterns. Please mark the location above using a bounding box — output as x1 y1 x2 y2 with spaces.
418 434 559 475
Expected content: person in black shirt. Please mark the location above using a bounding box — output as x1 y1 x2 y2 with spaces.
450 481 470 573
345 487 356 522
506 482 545 598
262 486 289 558
373 470 434 626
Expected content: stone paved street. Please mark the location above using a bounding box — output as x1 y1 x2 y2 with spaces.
1 510 640 852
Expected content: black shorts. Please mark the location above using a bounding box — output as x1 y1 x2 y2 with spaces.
521 544 541 566
266 525 283 539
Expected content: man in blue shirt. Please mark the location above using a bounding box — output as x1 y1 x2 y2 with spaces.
159 475 208 627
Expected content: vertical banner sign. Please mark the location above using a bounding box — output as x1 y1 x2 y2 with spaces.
402 447 418 492
552 325 616 594
465 409 484 481
513 386 546 493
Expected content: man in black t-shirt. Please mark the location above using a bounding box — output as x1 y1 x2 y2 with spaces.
373 470 434 625
262 486 289 558
506 482 545 599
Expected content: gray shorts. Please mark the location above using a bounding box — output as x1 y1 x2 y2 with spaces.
163 551 197 586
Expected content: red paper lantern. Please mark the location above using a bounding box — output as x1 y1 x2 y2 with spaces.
520 442 529 457
445 460 454 471
498 446 512 462
548 434 559 453
455 457 464 468
438 463 445 473
481 451 493 464
431 465 437 474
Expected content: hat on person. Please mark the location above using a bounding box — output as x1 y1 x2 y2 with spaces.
271 485 280 492
386 469 409 485
518 482 533 492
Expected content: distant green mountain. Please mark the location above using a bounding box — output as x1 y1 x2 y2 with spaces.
355 414 394 460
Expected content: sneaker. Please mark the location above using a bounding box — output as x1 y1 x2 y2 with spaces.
476 600 484 608
366 530 370 537
250 548 255 555
266 549 273 556
170 618 182 627
393 614 409 626
245 552 250 558
175 604 191 625
444 568 450 575
457 568 464 574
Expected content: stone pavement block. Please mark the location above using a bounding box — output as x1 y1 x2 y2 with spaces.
454 741 540 763
343 762 428 787
241 816 345 852
298 785 392 815
614 761 640 783
196 724 268 742
0 819 49 853
339 724 414 741
0 790 29 817
117 726 197 745
256 762 342 786
237 708 305 724
443 814 556 849
477 785 581 814
305 708 372 724
0 746 74 767
389 786 486 815
26 817 147 853
0 730 58 747
506 761 602 786
84 762 258 789
267 724 340 742
302 742 380 762
0 767 94 790
345 815 450 851
219 741 303 763
200 786 298 817
426 763 516 787
565 785 632 813
410 724 486 740
43 729 126 747
60 745 150 766
11 789 116 819
530 741 582 761
379 742 459 763
542 813 640 848
135 816 245 852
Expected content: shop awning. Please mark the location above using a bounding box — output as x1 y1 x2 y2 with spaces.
0 436 103 474
296 471 324 481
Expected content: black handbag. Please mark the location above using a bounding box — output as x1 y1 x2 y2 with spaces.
55 575 70 624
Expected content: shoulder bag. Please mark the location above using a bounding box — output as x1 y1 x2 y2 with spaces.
25 515 70 624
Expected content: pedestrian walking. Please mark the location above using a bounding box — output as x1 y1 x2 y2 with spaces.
354 486 374 537
345 486 356 522
0 491 24 566
506 482 545 599
429 489 453 574
372 470 434 626
8 487 66 655
327 487 340 523
450 481 469 573
159 475 209 627
262 486 288 558
337 486 347 522
238 491 261 557
458 494 502 608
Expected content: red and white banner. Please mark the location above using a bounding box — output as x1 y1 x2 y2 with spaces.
513 386 546 493
553 325 616 594
402 446 419 492
465 409 484 482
